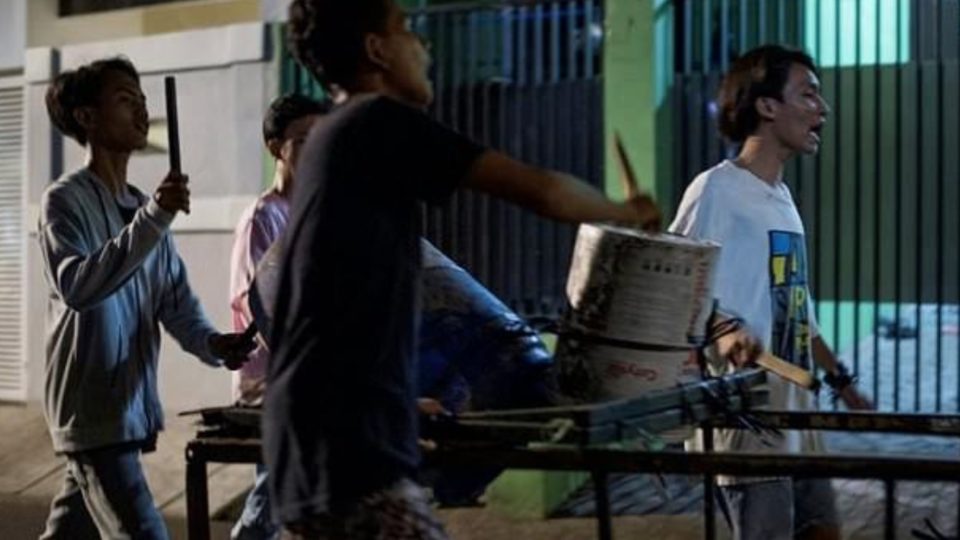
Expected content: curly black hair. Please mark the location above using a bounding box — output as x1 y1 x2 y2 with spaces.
716 45 817 143
262 94 332 144
45 57 140 146
287 0 392 91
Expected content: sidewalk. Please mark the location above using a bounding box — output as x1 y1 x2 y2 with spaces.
1 401 955 539
0 403 711 540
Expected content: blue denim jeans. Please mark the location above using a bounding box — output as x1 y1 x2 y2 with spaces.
232 464 280 540
419 264 557 505
41 441 168 540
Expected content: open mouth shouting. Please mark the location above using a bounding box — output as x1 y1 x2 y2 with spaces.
808 119 825 145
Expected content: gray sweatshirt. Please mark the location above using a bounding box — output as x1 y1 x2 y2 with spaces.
38 168 221 453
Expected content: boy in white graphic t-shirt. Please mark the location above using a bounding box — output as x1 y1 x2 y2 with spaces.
669 45 872 540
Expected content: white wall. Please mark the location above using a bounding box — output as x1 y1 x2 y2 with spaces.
24 23 280 411
261 0 290 22
0 0 26 71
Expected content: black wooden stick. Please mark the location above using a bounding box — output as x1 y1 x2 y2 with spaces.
164 76 181 173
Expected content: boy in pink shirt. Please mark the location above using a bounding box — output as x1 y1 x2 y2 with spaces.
229 95 329 406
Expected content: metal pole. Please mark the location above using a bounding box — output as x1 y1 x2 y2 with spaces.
703 424 717 540
592 470 613 540
185 444 210 540
913 0 923 413
884 479 896 540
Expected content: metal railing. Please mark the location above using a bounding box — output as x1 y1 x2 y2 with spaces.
413 0 605 317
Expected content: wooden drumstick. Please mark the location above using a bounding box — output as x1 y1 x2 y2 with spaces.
755 352 820 391
613 130 641 199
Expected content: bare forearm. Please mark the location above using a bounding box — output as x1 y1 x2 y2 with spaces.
811 335 841 373
537 171 635 223
464 151 655 226
813 335 874 409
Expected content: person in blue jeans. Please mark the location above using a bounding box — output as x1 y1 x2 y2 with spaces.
38 57 254 539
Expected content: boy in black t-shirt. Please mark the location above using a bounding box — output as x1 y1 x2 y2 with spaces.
267 1 734 538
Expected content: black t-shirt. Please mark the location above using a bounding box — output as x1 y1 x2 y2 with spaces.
264 95 485 514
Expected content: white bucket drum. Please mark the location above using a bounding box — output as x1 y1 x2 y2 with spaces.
556 224 719 440
556 338 694 400
564 224 720 348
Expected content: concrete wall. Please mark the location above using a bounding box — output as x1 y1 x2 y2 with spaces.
260 0 289 21
0 0 26 72
23 22 279 411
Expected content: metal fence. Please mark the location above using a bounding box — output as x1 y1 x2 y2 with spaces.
672 0 960 412
282 0 605 319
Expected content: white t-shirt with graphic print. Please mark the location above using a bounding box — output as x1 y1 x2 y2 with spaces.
669 159 825 483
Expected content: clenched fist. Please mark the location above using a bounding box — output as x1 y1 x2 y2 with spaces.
154 171 191 215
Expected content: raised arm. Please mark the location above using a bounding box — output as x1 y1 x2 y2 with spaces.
463 150 660 229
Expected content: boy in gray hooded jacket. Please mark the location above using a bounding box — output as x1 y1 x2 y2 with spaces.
38 57 254 539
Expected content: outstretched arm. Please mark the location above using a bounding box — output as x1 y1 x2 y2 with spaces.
463 150 661 229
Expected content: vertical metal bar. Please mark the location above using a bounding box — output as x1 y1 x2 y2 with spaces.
534 4 544 84
795 0 806 209
776 0 785 43
814 0 823 336
568 0 577 80
852 0 862 387
832 0 842 410
464 10 477 275
433 13 448 246
678 0 691 192
872 0 881 404
450 12 463 260
185 446 210 540
702 0 711 72
956 0 960 414
435 11 447 123
585 0 595 75
795 0 804 49
551 2 560 83
935 0 944 412
497 6 511 300
914 0 923 412
700 0 711 172
703 425 716 540
531 3 544 311
893 0 902 412
505 6 527 310
512 6 526 306
720 0 729 71
738 0 747 54
793 0 805 213
592 470 613 540
560 0 576 300
757 0 765 45
415 12 428 235
884 480 896 540
546 1 560 312
683 0 693 74
478 8 492 285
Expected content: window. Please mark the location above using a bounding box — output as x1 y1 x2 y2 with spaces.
59 0 192 16
804 0 911 66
